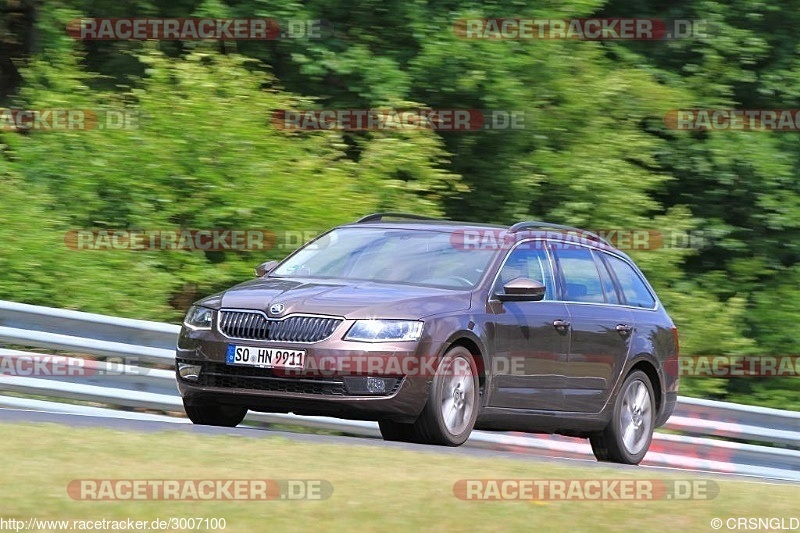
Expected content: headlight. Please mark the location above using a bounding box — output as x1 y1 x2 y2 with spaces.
344 320 423 342
184 305 214 330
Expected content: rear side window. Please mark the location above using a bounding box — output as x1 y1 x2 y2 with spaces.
552 247 605 303
605 255 656 309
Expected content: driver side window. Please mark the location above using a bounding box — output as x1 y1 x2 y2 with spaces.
496 242 554 300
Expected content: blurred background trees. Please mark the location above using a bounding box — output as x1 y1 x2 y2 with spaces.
0 0 797 408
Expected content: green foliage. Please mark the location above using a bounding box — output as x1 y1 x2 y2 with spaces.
1 38 458 320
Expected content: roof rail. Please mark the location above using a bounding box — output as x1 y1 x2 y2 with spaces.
355 212 441 223
509 221 612 247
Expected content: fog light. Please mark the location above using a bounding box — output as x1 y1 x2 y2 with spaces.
342 376 398 395
366 377 386 394
178 363 202 381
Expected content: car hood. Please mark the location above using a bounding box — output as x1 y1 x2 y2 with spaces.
197 277 472 319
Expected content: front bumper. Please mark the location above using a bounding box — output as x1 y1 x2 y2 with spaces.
176 323 437 423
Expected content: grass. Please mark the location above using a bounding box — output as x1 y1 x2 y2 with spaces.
1 423 798 532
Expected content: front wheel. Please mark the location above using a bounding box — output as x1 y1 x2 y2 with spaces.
183 399 247 427
411 346 480 446
590 370 655 464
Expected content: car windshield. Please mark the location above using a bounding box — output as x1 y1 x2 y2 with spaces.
271 226 497 289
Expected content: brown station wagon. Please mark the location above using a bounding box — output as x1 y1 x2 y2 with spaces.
176 213 679 464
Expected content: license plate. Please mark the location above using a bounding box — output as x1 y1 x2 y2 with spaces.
226 345 306 370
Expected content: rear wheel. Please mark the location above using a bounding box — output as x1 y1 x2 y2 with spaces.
410 346 479 446
590 370 655 464
183 400 247 427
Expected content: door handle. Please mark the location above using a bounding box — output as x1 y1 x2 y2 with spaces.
615 324 633 336
553 319 570 331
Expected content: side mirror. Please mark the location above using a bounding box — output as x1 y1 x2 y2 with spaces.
496 278 546 302
254 260 279 277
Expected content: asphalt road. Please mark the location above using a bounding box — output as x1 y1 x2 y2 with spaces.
1 407 792 485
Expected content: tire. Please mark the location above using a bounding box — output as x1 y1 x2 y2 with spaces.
378 420 419 443
411 346 480 446
590 370 655 465
183 399 247 427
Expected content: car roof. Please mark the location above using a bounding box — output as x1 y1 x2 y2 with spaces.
336 219 635 262
338 220 508 232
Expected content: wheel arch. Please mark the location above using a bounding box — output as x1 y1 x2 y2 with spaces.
627 356 663 416
439 331 488 403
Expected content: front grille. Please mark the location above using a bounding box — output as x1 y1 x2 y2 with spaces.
218 311 342 343
193 361 347 395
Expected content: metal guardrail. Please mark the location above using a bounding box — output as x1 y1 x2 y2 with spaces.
0 300 177 363
0 300 798 482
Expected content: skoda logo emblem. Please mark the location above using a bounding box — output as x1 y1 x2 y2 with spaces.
269 303 285 315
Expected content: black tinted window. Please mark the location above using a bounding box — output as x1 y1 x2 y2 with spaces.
553 248 605 303
605 255 656 308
